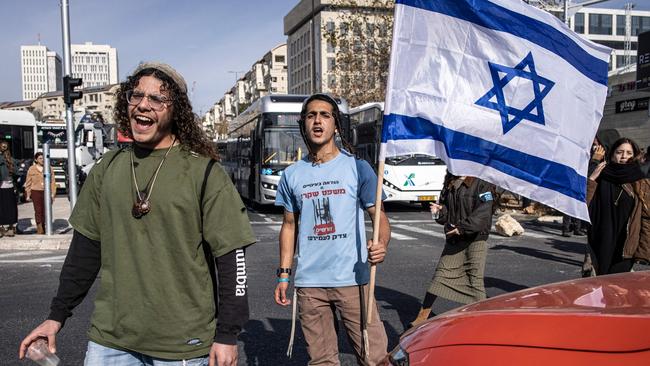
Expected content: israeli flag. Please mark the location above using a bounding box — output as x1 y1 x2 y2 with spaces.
381 0 611 221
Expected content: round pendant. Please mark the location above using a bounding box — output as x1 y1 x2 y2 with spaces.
131 199 151 218
132 202 143 218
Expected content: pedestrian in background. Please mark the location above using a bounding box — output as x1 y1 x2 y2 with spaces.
641 145 650 176
19 62 256 366
410 172 496 327
0 140 18 237
24 152 57 235
274 93 391 365
587 137 649 275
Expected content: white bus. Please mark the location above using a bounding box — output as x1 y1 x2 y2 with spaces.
350 102 447 205
218 94 350 205
0 110 38 200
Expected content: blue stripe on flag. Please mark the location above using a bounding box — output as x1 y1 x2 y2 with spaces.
397 0 608 86
381 113 586 202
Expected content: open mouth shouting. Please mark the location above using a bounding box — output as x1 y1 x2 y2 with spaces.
132 114 155 133
311 126 324 138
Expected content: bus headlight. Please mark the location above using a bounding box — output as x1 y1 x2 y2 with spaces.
383 179 399 191
262 183 278 191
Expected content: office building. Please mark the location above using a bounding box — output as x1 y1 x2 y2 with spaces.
71 42 119 88
20 45 62 100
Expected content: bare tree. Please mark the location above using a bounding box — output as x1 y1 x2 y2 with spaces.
322 0 394 107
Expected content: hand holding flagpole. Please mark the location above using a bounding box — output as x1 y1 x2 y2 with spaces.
364 144 387 361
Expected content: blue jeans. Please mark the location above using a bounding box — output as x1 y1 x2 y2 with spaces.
84 341 209 366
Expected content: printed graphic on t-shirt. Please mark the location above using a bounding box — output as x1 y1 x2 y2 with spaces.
302 180 349 241
313 197 335 235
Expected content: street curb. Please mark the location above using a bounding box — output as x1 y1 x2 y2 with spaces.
0 234 72 250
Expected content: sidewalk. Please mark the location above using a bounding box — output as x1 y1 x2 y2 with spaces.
0 196 72 250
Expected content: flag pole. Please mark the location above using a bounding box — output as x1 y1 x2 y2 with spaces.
364 144 387 360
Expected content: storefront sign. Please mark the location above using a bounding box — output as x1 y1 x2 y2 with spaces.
615 97 650 113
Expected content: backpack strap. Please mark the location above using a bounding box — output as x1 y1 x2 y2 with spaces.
200 159 219 316
200 159 218 226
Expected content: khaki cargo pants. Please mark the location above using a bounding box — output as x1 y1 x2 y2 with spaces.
297 285 388 366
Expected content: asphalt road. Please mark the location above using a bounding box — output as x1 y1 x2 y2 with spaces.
0 203 603 365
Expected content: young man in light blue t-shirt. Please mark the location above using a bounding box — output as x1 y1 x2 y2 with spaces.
274 94 391 365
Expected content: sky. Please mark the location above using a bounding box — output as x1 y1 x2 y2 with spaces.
1 0 648 115
0 0 296 115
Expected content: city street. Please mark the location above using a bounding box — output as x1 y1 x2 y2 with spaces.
0 203 617 365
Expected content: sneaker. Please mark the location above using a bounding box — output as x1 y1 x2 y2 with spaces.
561 230 571 237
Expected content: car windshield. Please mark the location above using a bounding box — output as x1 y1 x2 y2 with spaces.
263 128 307 165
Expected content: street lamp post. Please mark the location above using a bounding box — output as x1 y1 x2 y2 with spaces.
228 71 245 117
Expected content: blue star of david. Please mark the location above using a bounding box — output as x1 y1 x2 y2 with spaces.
475 52 555 134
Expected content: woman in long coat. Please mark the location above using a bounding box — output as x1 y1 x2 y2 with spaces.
587 137 650 275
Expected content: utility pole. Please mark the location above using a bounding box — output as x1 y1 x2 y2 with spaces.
60 0 81 208
310 0 317 94
228 71 245 117
624 2 635 69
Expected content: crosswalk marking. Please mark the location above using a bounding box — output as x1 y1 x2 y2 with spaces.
0 255 66 263
0 251 52 258
392 224 444 238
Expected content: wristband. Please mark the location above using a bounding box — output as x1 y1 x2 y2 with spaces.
277 277 290 283
276 267 292 277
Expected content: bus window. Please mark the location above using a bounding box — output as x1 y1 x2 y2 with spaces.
263 128 307 165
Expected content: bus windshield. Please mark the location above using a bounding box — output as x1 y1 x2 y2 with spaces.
263 113 301 126
263 128 307 165
386 154 444 166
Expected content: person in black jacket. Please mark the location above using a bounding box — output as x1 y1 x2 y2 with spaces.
410 172 496 327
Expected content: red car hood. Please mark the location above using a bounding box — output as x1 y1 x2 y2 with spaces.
402 272 650 353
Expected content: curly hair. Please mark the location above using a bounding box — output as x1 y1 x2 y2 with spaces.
0 140 13 176
114 68 217 160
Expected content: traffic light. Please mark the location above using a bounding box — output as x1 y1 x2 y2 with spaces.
63 75 83 105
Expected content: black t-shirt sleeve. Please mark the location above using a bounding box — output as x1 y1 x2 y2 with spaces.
213 247 249 345
48 230 101 327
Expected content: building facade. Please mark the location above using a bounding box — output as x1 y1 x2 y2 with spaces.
20 45 62 100
2 84 119 124
71 42 119 89
203 44 288 137
602 70 650 149
283 0 392 103
568 5 650 71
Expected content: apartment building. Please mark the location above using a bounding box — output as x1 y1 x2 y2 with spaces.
283 0 392 101
204 44 288 136
2 84 119 123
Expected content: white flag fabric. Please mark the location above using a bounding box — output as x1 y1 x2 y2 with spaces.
381 0 611 221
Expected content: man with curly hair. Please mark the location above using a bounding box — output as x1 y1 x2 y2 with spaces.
20 62 256 366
